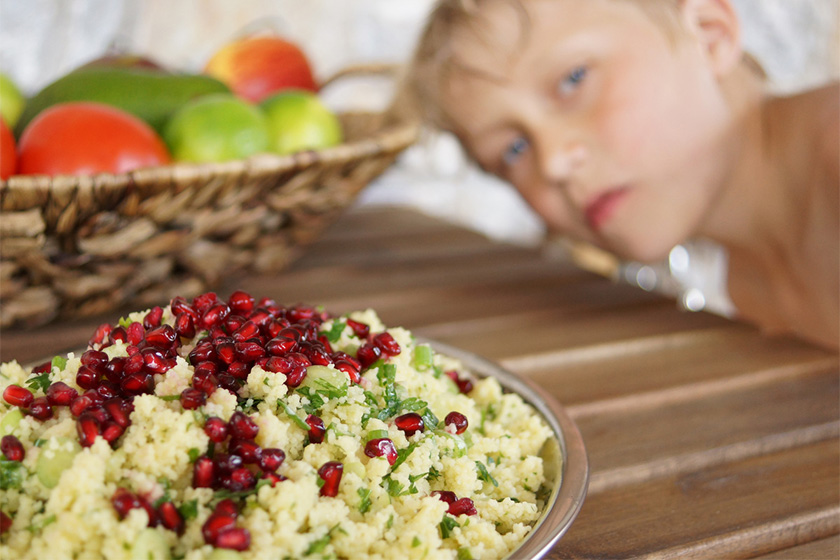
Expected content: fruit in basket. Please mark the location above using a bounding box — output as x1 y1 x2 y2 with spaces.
15 66 230 135
261 90 342 154
17 102 171 176
0 72 25 129
77 53 167 71
204 36 317 103
163 93 269 162
0 119 16 179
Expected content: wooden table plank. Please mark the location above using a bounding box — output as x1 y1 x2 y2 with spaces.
754 535 840 559
551 439 840 559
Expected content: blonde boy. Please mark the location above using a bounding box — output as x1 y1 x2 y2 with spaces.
406 0 839 350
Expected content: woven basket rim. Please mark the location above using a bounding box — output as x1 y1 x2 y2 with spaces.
0 111 420 206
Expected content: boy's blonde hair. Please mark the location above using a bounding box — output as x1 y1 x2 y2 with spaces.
399 0 762 133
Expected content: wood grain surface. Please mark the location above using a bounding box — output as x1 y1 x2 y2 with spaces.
1 206 837 559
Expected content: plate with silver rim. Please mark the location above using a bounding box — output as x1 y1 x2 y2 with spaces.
424 339 589 559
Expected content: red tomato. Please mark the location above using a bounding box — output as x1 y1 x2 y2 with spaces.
0 119 15 180
18 102 171 176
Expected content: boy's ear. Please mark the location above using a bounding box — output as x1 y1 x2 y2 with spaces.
679 0 743 76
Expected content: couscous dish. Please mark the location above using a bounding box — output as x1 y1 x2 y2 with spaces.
0 291 555 559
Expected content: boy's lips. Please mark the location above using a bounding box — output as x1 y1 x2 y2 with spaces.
584 187 629 231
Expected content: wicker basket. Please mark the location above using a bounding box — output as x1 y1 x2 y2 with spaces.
0 70 419 328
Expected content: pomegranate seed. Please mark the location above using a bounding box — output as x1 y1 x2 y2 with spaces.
95 380 119 400
215 527 251 551
143 306 163 329
373 332 401 356
226 361 250 380
334 360 361 384
202 303 230 329
121 372 154 396
248 309 273 329
1 511 11 533
158 501 184 534
193 292 220 314
1 435 24 461
104 398 131 428
277 327 301 343
86 405 110 424
193 456 215 488
111 487 141 519
225 467 256 492
77 413 102 447
431 490 458 505
261 471 287 486
214 499 238 517
46 381 77 406
283 365 308 387
229 439 261 464
208 326 227 341
365 438 398 465
171 296 198 320
258 448 285 472
306 415 326 444
127 322 145 346
202 513 236 545
449 497 477 516
145 325 177 349
204 417 228 443
189 342 216 365
356 344 381 369
224 314 247 335
75 365 101 390
192 371 219 396
109 326 128 345
395 413 425 437
104 357 127 382
445 370 473 394
302 342 331 366
217 374 240 394
318 461 343 497
28 397 53 420
266 335 297 355
142 349 170 375
232 320 260 342
89 323 113 346
124 353 145 376
70 393 97 416
289 305 316 322
228 411 259 440
3 385 34 408
180 387 207 410
228 290 256 316
214 453 244 475
215 341 236 365
263 356 292 373
194 360 219 376
174 313 196 339
346 319 370 339
102 421 125 444
444 412 468 434
235 340 266 362
81 349 109 372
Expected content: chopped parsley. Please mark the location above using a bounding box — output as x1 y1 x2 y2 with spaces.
457 548 474 560
178 499 199 520
475 461 499 487
321 321 346 343
26 514 57 534
25 371 51 394
0 458 26 490
439 515 460 539
277 400 310 430
357 487 372 514
187 448 201 463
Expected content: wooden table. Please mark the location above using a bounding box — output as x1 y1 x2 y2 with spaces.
2 206 838 559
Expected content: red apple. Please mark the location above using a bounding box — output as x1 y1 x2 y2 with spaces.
204 36 317 103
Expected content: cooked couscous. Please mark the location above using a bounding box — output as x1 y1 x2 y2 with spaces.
0 291 555 559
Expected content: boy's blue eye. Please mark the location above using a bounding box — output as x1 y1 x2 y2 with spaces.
557 65 587 96
503 136 529 166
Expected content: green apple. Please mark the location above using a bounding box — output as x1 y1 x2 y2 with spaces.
261 90 342 155
163 93 269 162
0 72 25 128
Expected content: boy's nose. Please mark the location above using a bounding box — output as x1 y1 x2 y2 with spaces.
534 136 587 185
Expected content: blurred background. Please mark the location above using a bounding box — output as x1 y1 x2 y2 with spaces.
1 0 837 311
